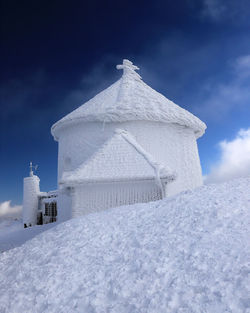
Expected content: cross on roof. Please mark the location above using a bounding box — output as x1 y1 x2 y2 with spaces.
116 59 140 77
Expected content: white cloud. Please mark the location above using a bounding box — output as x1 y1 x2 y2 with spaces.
194 54 250 120
0 201 22 220
235 55 250 69
234 55 250 79
205 128 250 183
200 0 250 23
202 0 226 20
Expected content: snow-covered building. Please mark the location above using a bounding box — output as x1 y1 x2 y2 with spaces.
23 163 58 227
22 59 206 226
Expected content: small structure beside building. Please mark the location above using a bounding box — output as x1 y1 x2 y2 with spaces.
22 162 58 227
22 59 206 227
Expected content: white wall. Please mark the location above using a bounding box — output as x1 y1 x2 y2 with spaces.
57 188 72 223
57 120 203 196
23 175 40 226
71 180 162 218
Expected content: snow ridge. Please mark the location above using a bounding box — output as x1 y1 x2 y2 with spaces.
0 177 249 313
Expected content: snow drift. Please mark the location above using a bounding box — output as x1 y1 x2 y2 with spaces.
0 177 250 313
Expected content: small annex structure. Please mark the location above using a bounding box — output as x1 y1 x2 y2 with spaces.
23 162 57 227
22 59 206 226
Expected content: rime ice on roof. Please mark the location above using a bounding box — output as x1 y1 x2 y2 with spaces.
116 59 141 79
116 59 142 104
51 59 206 140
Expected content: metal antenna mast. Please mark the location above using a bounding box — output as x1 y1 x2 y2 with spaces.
29 162 38 177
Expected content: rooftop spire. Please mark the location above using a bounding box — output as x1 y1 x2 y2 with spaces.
116 59 141 80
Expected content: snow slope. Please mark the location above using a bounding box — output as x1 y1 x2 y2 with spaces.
1 177 250 313
0 219 56 252
0 201 56 252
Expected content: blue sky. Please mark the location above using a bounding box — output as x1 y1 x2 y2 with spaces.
1 0 250 204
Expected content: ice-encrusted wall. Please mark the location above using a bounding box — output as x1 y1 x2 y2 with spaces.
57 188 72 222
57 120 202 196
71 180 162 217
23 175 40 226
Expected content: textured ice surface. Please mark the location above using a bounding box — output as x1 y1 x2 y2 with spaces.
51 60 206 140
22 175 40 226
53 59 204 197
61 129 175 184
57 121 203 196
1 177 250 313
0 219 55 252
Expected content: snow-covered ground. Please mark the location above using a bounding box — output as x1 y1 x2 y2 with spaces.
0 177 250 313
0 218 56 252
0 200 57 253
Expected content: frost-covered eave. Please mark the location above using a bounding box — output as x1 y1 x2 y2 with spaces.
194 127 206 139
59 174 176 187
51 115 206 141
38 192 48 197
38 190 58 199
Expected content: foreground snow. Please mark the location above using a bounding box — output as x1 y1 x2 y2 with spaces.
1 178 250 313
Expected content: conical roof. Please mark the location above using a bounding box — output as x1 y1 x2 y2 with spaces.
51 59 206 140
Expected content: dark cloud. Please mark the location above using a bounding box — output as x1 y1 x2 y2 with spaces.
0 71 46 120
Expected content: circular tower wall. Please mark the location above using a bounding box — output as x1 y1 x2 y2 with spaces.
57 120 202 196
